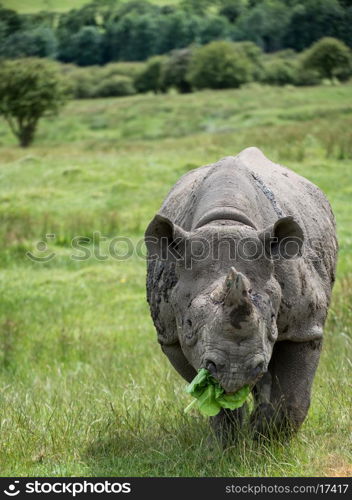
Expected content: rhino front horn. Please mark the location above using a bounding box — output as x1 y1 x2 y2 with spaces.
224 267 250 306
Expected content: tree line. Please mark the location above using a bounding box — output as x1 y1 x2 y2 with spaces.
64 37 352 99
1 0 352 65
1 35 351 147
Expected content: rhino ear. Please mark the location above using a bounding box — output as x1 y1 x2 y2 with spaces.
145 214 189 261
259 216 304 259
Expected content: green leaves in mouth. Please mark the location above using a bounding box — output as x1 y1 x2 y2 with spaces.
184 368 250 417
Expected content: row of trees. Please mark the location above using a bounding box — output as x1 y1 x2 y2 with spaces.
65 37 352 99
1 37 351 148
1 0 352 64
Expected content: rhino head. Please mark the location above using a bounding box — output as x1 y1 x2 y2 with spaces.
146 214 303 393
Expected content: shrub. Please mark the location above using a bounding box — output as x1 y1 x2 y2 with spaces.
100 62 146 80
301 37 352 81
232 41 264 81
62 64 143 98
0 58 68 147
134 56 168 93
187 40 253 90
92 75 136 98
160 48 193 93
262 58 298 86
62 65 97 98
294 67 322 87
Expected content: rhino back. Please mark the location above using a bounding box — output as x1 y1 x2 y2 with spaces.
160 148 335 241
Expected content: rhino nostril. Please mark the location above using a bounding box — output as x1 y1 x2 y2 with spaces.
205 360 217 375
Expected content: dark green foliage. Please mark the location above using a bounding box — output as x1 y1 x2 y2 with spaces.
199 15 232 44
70 26 103 66
338 0 352 6
218 0 244 23
161 48 193 93
283 0 347 51
134 56 167 93
0 6 22 37
108 0 158 22
233 0 291 52
180 0 214 15
0 58 67 147
57 4 99 34
0 27 57 59
104 14 159 62
156 11 202 55
187 40 253 89
56 1 106 62
301 37 352 81
1 0 352 70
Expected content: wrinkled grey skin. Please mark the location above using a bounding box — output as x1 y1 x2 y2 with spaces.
145 147 337 442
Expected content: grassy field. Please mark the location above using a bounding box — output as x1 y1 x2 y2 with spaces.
2 0 178 13
0 82 351 476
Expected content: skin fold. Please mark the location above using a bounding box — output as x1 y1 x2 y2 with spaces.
145 147 337 442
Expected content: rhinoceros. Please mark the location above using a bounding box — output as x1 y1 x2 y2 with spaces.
145 147 337 441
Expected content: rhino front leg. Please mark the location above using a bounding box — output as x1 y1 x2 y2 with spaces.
210 406 247 448
252 339 322 438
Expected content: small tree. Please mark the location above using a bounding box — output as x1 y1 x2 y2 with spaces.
0 58 68 147
187 40 253 90
302 37 352 81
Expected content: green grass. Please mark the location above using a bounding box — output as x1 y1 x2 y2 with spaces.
0 82 351 476
2 0 179 13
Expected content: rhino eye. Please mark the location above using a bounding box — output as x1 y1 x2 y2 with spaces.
187 319 192 327
185 329 197 347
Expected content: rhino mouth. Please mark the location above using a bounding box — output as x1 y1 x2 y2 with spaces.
204 359 266 394
221 369 266 395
